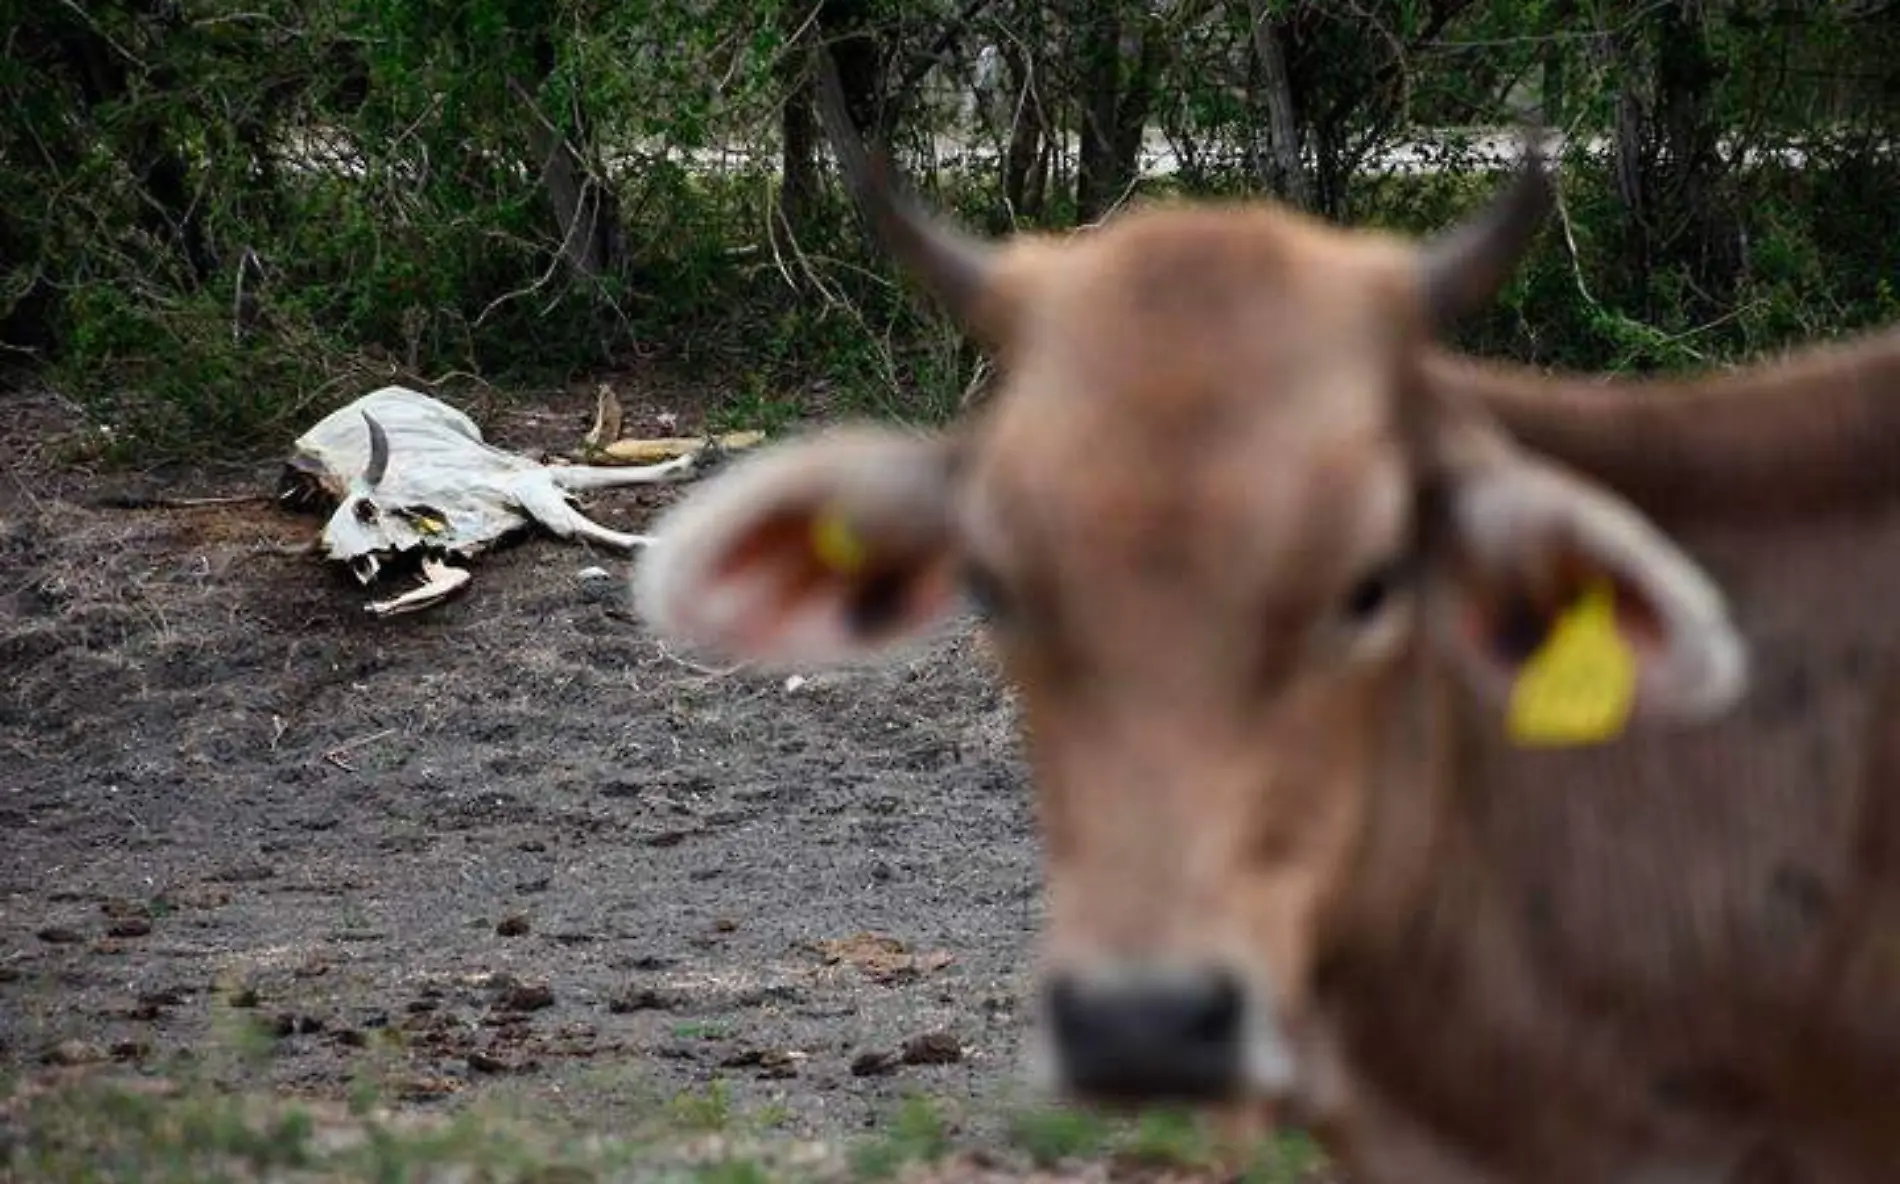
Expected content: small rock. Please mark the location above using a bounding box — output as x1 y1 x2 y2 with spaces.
209 862 275 884
333 1029 369 1049
515 875 552 894
577 567 619 604
517 839 548 853
496 913 531 937
154 883 231 910
467 1049 512 1074
109 1039 149 1061
498 981 555 1013
850 1050 899 1077
733 984 804 1008
902 1032 963 1066
712 917 738 934
405 998 440 1014
395 1075 463 1101
36 926 84 945
607 987 680 1013
758 1048 802 1079
269 1013 326 1037
107 917 153 938
228 986 261 1009
482 1011 532 1030
41 1039 106 1066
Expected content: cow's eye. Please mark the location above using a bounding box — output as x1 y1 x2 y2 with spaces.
962 561 1013 624
1341 554 1411 626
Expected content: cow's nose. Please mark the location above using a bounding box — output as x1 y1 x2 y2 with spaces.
1045 966 1246 1102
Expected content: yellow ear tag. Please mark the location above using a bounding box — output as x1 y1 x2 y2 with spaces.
810 510 869 575
1506 578 1637 747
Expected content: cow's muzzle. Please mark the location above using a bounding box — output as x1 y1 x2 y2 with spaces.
1043 963 1286 1103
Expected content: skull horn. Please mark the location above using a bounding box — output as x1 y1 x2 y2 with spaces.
811 46 998 338
362 411 390 488
1417 129 1553 332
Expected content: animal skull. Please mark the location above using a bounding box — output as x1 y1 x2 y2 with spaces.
279 385 703 616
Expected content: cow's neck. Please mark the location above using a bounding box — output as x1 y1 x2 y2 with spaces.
1437 328 1900 525
1316 506 1900 1174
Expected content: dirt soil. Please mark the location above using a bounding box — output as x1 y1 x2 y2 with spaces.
0 374 1226 1178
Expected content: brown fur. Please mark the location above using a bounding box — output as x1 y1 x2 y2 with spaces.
637 166 1900 1180
961 205 1900 1180
1428 335 1900 522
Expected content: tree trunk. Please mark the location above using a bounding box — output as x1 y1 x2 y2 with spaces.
1001 38 1047 221
527 115 625 283
1608 0 1735 314
1071 2 1163 223
1247 0 1310 209
779 40 820 231
1541 0 1572 125
519 33 627 284
819 0 886 140
1073 4 1124 221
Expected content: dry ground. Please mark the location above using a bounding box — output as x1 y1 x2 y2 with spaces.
0 375 1330 1182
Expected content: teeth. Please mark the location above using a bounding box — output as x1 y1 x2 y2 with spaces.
365 560 471 618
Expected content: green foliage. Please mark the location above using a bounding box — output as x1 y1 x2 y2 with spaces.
1007 1103 1114 1166
1006 1100 1331 1179
3 0 1899 463
849 1094 952 1180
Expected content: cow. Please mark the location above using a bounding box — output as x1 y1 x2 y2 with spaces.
628 93 1900 1183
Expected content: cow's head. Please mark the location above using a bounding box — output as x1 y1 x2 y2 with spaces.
632 144 1747 1114
293 409 454 585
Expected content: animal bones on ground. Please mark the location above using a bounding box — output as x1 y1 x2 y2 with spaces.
278 385 746 617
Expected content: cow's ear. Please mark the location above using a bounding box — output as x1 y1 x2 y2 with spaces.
632 426 966 667
1425 447 1748 745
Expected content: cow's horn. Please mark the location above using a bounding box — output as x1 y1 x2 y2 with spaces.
362 411 390 487
811 47 996 336
1417 129 1553 331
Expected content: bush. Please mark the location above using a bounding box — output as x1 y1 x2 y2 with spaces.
5 1 1899 464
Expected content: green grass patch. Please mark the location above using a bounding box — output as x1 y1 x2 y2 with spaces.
2 1069 1338 1183
848 1094 952 1180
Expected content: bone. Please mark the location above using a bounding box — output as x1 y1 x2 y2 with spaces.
365 558 471 617
512 479 655 551
547 454 700 492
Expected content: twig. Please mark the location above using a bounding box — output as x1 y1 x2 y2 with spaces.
231 246 264 344
323 727 395 771
99 493 276 511
654 642 749 679
1549 159 1601 312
